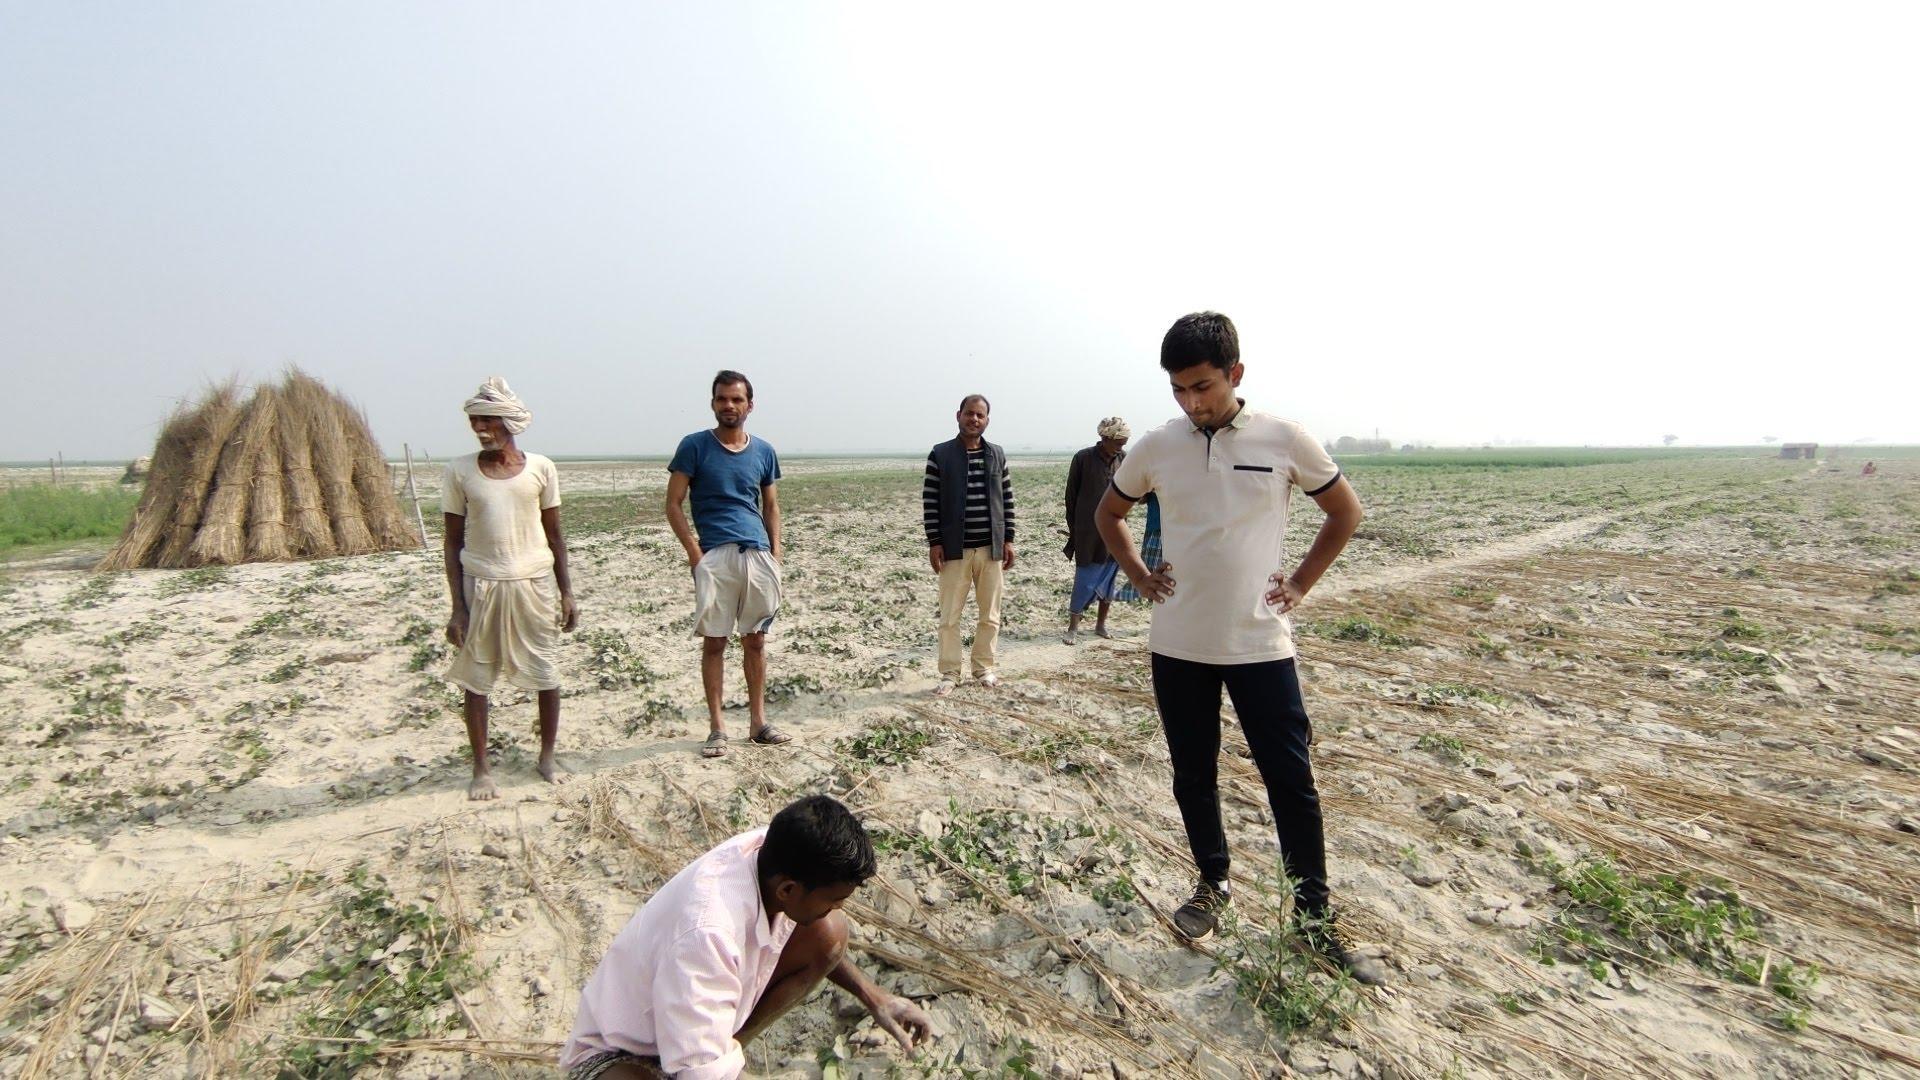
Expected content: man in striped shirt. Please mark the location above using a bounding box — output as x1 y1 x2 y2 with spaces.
922 394 1016 696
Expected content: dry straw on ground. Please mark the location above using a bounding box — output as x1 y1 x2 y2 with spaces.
98 370 410 570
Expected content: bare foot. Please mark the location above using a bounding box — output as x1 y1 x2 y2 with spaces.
1095 625 1113 639
468 772 499 801
536 756 564 784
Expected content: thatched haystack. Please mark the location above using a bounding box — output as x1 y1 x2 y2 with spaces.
100 370 415 570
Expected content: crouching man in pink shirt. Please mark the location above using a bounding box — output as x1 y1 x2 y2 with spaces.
560 795 934 1079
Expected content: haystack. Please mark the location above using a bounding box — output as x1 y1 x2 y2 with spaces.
100 370 415 570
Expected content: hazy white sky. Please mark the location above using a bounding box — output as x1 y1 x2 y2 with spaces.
3 3 1916 460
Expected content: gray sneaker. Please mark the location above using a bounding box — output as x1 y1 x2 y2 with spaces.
1298 911 1389 986
1171 880 1230 942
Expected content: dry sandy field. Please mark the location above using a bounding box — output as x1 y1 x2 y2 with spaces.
0 451 1915 1079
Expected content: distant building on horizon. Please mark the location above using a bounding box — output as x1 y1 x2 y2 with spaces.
1779 443 1818 459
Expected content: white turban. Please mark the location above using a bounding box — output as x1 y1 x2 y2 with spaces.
1097 416 1130 440
463 376 532 434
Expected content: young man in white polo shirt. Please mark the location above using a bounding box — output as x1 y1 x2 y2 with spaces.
1095 312 1385 985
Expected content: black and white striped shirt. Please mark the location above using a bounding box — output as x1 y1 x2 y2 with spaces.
923 448 1015 548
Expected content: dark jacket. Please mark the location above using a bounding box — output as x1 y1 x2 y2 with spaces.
1064 444 1124 566
922 437 1012 560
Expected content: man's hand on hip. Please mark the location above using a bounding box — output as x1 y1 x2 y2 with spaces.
1266 572 1309 612
1131 561 1176 603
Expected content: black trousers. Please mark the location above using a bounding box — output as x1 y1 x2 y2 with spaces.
1150 653 1329 912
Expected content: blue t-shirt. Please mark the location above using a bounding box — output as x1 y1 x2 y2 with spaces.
668 431 782 551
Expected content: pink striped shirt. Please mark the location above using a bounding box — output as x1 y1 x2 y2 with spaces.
561 828 796 1079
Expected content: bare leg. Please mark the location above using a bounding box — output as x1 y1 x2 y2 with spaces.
742 632 768 735
535 687 561 783
737 911 848 1045
1095 599 1113 638
1066 609 1082 644
702 636 729 734
463 691 497 800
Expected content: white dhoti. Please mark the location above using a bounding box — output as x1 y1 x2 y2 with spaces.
446 574 562 695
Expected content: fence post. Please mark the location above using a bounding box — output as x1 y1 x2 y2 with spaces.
404 443 429 549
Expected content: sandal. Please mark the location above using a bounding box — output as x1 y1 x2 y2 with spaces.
750 725 792 746
700 730 728 758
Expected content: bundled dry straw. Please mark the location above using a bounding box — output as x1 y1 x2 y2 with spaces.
98 369 411 570
276 380 336 559
155 382 242 568
187 385 281 566
99 401 200 570
245 387 290 562
285 371 377 556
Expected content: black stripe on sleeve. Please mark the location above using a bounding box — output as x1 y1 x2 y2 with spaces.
1108 480 1141 503
1305 471 1343 498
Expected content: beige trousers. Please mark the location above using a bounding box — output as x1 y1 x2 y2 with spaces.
937 546 1004 679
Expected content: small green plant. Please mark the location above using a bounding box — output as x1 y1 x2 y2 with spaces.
1717 608 1767 641
241 610 295 637
156 565 231 597
576 627 656 690
1302 615 1415 648
1415 681 1505 708
280 864 483 1076
265 661 303 684
873 802 1095 899
62 574 117 610
622 696 681 737
1529 853 1818 1024
1871 567 1918 599
1414 732 1473 764
1469 632 1510 660
398 616 448 673
1677 640 1774 674
1214 873 1362 1035
836 717 934 767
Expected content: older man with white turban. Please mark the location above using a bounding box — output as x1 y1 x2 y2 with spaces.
1062 417 1129 644
443 377 577 800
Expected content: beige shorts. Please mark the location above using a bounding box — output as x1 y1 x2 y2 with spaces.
691 543 782 638
446 574 563 695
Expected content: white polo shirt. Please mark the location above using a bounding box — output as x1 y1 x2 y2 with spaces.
1109 402 1341 665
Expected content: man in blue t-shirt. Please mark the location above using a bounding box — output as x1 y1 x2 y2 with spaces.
666 370 792 758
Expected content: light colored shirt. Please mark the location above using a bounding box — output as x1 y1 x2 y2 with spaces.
1109 403 1340 664
442 452 561 580
561 828 796 1080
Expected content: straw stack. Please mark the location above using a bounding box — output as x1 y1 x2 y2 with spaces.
98 369 413 570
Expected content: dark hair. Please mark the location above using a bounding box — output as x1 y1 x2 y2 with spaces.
759 795 876 890
1160 312 1239 374
713 370 753 402
958 393 991 413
